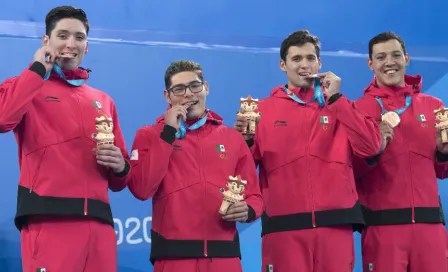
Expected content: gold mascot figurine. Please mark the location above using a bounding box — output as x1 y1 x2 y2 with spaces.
93 114 115 146
236 95 261 135
219 175 247 215
435 106 448 143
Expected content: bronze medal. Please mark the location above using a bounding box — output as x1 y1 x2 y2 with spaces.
382 111 400 127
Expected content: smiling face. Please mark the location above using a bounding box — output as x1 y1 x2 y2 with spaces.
164 71 209 120
368 39 410 87
43 18 88 70
280 43 322 89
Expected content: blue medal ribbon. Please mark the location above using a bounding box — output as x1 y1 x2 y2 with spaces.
175 112 209 139
375 96 412 115
284 77 325 107
44 63 87 86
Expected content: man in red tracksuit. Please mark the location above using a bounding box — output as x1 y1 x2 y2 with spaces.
128 60 263 272
353 31 448 272
233 30 382 272
0 6 131 272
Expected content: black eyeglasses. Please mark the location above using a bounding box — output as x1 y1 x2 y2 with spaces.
168 81 204 96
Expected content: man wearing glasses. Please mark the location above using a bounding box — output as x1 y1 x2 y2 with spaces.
128 60 263 272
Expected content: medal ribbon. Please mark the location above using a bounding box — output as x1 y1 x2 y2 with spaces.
44 63 87 86
375 96 412 115
284 77 326 107
175 112 209 139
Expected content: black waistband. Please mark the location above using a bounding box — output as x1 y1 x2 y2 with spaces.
150 230 241 265
261 201 364 235
14 185 113 230
362 205 445 226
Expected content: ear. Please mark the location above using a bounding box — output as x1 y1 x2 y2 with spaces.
42 35 49 47
367 58 373 71
280 59 287 72
85 41 89 54
163 90 172 104
404 53 410 67
318 58 322 70
204 81 210 96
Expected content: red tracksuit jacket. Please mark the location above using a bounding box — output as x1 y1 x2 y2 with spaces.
353 75 448 226
250 85 382 235
0 62 131 230
128 109 263 264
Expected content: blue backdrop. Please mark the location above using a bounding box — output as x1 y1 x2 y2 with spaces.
1 1 448 271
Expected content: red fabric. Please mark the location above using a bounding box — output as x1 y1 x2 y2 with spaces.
261 226 355 272
21 216 117 272
354 74 447 211
129 109 262 252
153 258 242 272
0 67 130 223
361 224 446 272
251 85 381 218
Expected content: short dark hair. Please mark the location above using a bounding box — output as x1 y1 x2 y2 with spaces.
45 6 90 36
164 60 204 89
368 31 406 59
280 30 321 61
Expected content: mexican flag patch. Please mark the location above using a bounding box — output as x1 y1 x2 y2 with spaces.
418 114 426 122
216 144 225 152
319 116 329 124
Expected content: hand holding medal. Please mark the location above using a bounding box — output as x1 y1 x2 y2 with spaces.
382 111 400 128
378 121 394 154
307 71 342 98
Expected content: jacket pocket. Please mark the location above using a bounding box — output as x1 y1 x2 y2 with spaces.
310 157 357 211
26 147 48 191
156 170 201 199
25 137 86 196
27 220 44 260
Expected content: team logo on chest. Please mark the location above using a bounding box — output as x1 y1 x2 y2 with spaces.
417 114 427 127
216 144 228 159
319 115 330 130
92 100 102 109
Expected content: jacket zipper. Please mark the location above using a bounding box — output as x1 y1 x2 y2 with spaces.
74 92 89 216
198 129 208 257
404 122 415 223
304 105 316 227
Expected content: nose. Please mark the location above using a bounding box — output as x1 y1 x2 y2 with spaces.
184 87 194 97
385 54 395 66
298 60 311 70
65 36 76 48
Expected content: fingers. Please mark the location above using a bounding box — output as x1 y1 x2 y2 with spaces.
95 144 120 152
380 122 394 135
96 157 121 168
42 47 58 63
309 72 332 79
222 212 248 222
383 132 394 142
226 202 248 214
222 202 248 222
171 105 187 121
378 121 394 143
92 145 123 164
